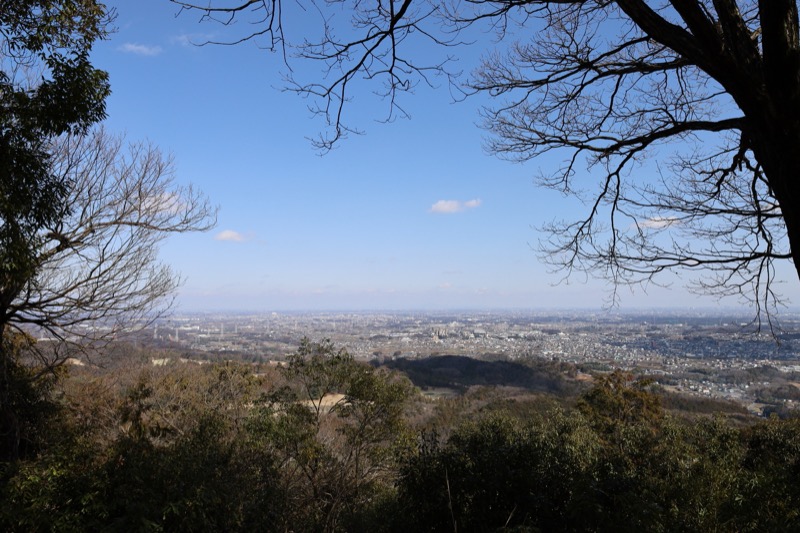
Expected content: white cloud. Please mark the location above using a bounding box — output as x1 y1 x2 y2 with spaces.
143 192 186 216
172 34 193 47
119 43 163 56
429 198 482 214
464 199 482 209
215 230 247 242
639 216 680 229
171 33 216 47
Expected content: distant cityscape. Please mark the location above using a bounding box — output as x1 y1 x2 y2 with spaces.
107 309 800 416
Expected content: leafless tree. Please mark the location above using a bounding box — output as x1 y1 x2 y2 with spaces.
2 128 216 368
172 0 800 325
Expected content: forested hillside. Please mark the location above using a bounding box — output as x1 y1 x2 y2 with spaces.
3 339 800 532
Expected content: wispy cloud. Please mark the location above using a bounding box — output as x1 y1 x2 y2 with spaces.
142 192 186 216
639 216 680 229
429 198 482 214
171 33 216 47
215 230 247 242
118 43 163 56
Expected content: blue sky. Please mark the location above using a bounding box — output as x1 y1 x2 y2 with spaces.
87 0 800 312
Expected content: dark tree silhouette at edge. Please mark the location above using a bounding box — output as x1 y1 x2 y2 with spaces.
173 0 800 326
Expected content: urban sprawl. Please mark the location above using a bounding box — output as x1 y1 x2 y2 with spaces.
125 310 800 416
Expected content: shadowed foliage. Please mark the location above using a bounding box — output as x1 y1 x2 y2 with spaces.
383 355 577 394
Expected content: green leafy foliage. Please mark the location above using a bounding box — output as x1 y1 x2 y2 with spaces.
396 411 603 532
0 0 111 285
393 373 800 532
5 342 800 532
0 333 60 464
0 0 112 464
248 338 415 531
2 361 283 532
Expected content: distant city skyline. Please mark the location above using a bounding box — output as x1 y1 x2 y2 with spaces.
90 1 800 313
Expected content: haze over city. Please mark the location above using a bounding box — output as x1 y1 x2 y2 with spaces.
92 1 800 312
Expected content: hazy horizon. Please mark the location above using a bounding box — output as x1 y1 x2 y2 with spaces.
92 1 800 315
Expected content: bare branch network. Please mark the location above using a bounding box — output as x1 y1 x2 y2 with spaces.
173 0 800 325
171 0 463 150
6 128 216 364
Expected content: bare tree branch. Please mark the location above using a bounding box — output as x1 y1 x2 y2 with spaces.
3 128 216 367
173 0 800 328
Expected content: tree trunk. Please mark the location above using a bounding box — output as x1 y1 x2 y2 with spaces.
749 121 800 283
745 1 800 282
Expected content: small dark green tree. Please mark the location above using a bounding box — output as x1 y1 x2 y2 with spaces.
578 371 663 433
396 411 605 532
249 338 414 532
738 418 800 530
0 333 60 466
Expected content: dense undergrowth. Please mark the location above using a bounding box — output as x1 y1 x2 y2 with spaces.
2 340 799 532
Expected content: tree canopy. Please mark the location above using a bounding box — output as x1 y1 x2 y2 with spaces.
173 0 800 321
0 0 115 462
6 344 800 532
0 0 112 311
